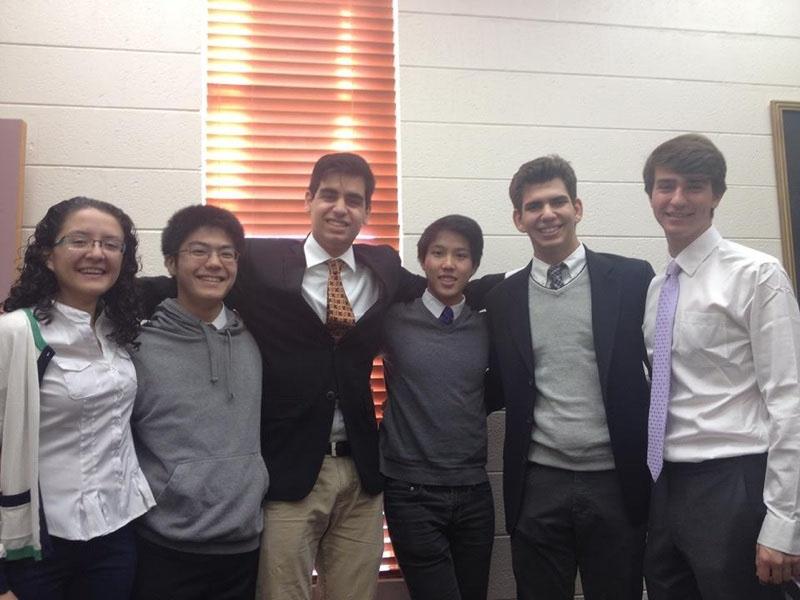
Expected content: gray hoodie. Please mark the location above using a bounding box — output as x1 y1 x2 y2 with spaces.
131 298 268 555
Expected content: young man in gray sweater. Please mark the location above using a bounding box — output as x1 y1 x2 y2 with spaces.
130 205 268 600
380 215 503 600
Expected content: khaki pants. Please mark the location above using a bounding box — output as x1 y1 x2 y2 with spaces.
256 456 384 600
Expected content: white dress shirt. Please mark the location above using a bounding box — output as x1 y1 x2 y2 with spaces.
38 303 155 540
529 244 587 288
644 226 800 553
421 289 465 320
302 234 380 441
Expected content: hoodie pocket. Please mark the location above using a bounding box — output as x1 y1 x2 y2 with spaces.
147 453 269 545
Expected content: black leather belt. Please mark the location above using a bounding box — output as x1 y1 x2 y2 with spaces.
325 441 351 457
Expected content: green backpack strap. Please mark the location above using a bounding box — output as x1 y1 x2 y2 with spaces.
22 308 55 383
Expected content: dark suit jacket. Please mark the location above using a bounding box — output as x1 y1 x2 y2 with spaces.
231 238 421 501
486 248 654 533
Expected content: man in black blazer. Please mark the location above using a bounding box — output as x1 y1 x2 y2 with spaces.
486 155 654 600
231 153 425 600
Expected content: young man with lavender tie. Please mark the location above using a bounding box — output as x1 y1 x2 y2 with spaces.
485 155 654 599
642 133 800 599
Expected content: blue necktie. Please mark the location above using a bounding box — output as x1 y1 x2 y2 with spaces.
439 306 454 325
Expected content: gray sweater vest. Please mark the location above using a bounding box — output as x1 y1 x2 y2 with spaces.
527 268 615 470
380 298 490 485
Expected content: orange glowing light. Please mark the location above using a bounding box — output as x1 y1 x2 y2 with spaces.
332 139 357 151
207 111 248 124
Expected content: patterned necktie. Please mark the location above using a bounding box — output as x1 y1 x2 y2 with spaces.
547 263 567 289
647 260 681 481
326 258 355 341
439 305 454 325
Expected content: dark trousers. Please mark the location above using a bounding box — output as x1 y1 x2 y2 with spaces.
5 523 136 600
644 453 783 600
384 477 495 600
131 535 259 600
511 463 646 600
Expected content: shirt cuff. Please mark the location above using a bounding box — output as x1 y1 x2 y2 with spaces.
758 511 800 555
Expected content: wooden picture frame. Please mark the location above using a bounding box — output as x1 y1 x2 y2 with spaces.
0 119 27 299
770 100 800 292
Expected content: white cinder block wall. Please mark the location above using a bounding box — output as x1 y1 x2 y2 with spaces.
395 2 800 599
2 2 800 599
0 0 204 277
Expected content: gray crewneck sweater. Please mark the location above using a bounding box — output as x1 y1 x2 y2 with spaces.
527 268 615 470
380 298 490 486
131 298 268 554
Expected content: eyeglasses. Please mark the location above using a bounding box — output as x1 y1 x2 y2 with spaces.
54 234 126 254
178 244 239 263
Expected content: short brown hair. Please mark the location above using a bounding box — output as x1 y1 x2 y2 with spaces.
509 155 577 210
643 134 727 198
308 153 375 211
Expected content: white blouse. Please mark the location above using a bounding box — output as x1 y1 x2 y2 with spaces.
38 302 154 540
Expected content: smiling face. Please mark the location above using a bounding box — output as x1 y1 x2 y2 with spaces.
166 226 238 322
650 166 720 256
421 230 476 306
46 207 125 314
305 173 370 257
513 178 583 265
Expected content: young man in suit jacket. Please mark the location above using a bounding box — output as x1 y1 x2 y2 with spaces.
485 155 654 599
232 153 421 600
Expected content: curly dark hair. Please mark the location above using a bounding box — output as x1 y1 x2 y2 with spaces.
3 196 143 348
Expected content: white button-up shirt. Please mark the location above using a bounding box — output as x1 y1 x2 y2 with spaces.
644 226 800 553
302 234 379 442
421 289 465 320
38 303 155 540
529 243 587 288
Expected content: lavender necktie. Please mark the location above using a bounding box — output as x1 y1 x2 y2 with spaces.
647 260 681 481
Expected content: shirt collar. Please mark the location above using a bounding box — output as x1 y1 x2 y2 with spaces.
210 306 228 329
303 234 357 273
53 301 94 324
672 226 722 277
422 288 466 320
530 243 586 286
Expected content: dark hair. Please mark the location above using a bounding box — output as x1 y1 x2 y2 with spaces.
3 196 142 347
161 204 245 257
643 133 727 198
308 153 376 211
417 214 484 269
509 155 578 210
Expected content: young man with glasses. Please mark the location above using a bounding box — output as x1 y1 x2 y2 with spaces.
130 205 268 600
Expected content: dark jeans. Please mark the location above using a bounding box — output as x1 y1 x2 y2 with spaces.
131 534 259 600
644 453 783 600
511 463 646 600
384 477 495 600
5 523 136 600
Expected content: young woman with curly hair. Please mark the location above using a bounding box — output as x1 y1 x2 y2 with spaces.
0 197 155 600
